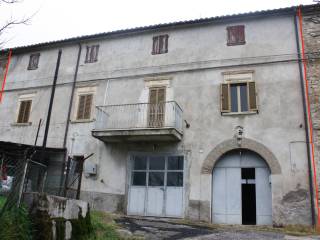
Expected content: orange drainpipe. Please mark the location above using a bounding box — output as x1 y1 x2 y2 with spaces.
297 6 320 227
0 49 12 103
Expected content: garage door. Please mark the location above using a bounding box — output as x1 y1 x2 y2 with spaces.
212 150 272 225
127 155 184 217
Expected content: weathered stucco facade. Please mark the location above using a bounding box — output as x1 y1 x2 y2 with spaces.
0 5 317 226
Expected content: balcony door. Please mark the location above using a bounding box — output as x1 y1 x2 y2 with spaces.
148 87 166 128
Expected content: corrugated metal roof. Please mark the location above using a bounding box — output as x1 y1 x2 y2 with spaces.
0 4 317 54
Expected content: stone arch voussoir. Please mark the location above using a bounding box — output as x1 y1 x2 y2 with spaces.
201 138 281 175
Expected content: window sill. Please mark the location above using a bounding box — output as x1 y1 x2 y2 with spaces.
151 51 168 55
222 111 257 116
84 60 98 64
27 67 38 70
227 41 246 46
71 119 95 124
11 122 32 126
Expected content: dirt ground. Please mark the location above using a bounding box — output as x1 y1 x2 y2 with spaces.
115 217 320 240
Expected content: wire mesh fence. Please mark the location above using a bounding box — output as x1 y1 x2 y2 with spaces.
64 155 85 199
0 140 88 219
0 149 30 214
0 143 67 217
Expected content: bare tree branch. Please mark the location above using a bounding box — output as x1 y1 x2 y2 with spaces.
0 17 30 33
0 0 21 4
0 0 35 48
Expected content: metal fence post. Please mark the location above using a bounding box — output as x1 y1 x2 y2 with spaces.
17 159 29 207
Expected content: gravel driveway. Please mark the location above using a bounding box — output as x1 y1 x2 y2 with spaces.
115 217 320 240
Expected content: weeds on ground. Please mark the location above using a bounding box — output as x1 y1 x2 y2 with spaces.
87 211 120 240
0 205 33 240
87 211 143 240
0 196 6 209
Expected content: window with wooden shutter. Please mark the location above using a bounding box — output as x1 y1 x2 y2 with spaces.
227 25 245 46
221 81 257 114
28 53 40 70
85 45 99 63
76 94 93 120
17 100 32 123
152 35 169 55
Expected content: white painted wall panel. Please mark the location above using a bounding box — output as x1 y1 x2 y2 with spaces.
256 168 272 225
146 187 164 216
212 167 241 224
226 168 242 224
165 187 183 217
128 187 146 215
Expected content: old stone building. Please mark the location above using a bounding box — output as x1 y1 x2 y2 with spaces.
0 4 318 226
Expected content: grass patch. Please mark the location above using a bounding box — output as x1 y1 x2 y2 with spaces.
0 205 33 240
0 195 6 209
282 225 317 236
87 211 121 240
87 211 143 240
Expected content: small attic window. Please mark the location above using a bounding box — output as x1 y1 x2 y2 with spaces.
28 53 40 70
227 25 245 46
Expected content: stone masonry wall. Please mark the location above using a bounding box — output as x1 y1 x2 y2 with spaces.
302 6 320 191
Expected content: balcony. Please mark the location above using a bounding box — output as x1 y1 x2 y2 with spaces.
92 101 183 142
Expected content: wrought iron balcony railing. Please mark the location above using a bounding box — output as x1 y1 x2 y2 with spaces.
94 101 183 133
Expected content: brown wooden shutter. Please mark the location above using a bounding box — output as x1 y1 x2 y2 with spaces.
221 83 230 113
23 101 31 123
77 95 86 119
149 89 156 104
94 45 99 62
237 25 245 43
164 35 169 53
152 37 158 54
83 94 93 119
17 100 32 123
158 88 165 103
17 102 24 123
159 36 164 54
85 46 90 63
248 82 257 111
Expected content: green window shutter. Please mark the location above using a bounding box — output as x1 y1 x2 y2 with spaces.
221 83 230 113
248 82 257 111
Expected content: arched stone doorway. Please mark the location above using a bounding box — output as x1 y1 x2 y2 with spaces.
201 138 281 175
212 149 272 225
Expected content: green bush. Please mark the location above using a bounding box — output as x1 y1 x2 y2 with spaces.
0 206 33 240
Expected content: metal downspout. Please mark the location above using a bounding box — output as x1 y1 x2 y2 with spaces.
294 8 316 226
60 43 82 196
42 49 62 148
63 43 82 148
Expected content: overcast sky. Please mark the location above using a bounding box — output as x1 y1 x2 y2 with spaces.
0 0 315 48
